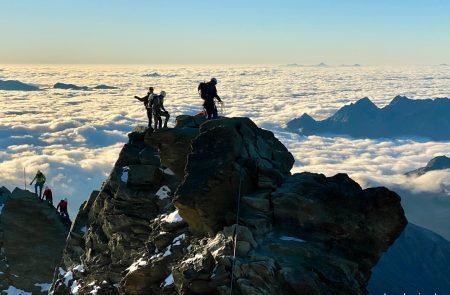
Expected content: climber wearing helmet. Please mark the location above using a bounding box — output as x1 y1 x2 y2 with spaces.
202 78 222 119
152 91 170 129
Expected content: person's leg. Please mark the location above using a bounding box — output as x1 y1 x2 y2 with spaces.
34 183 38 196
161 112 170 127
146 109 153 127
205 102 213 119
38 184 43 199
212 104 218 119
154 114 161 130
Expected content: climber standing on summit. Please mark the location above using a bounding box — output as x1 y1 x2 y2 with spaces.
134 86 156 127
198 78 223 119
30 170 46 199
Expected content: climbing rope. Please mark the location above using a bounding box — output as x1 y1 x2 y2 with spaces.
229 168 243 295
218 101 225 117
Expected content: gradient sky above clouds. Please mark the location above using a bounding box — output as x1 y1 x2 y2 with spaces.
1 0 450 64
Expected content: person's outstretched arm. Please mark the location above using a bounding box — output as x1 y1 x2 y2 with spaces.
134 93 149 102
30 175 36 185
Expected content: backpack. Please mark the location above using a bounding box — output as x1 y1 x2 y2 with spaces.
151 95 162 111
198 82 214 100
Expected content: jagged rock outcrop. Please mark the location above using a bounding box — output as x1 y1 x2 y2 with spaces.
52 116 407 295
287 96 450 140
0 187 70 294
369 223 450 294
175 118 294 236
406 155 450 176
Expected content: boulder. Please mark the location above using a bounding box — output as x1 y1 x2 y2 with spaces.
127 165 163 188
175 117 294 236
145 127 199 179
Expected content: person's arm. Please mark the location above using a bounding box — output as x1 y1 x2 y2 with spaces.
42 174 46 182
56 202 60 210
134 93 149 102
160 98 167 112
30 175 36 185
213 86 222 102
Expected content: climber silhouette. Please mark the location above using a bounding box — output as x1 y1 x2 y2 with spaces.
30 170 46 199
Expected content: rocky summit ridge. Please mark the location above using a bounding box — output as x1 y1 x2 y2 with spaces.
51 116 407 295
0 187 70 294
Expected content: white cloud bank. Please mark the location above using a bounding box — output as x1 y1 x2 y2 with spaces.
1 64 449 216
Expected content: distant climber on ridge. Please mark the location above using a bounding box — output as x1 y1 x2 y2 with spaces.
56 198 69 218
30 170 46 199
198 78 223 119
153 90 170 129
42 186 53 205
134 86 156 127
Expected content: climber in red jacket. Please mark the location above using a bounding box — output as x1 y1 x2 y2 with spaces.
56 198 69 219
42 186 53 205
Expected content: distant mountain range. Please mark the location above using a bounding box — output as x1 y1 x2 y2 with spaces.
406 155 450 176
287 96 450 140
283 62 361 67
53 82 118 90
0 79 40 91
369 223 450 294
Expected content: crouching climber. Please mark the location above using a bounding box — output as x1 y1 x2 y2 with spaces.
56 198 69 219
42 186 53 205
153 91 170 129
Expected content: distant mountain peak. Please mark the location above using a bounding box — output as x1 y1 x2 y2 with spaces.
287 96 450 140
407 155 450 176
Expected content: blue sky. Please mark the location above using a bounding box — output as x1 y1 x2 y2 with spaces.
1 0 450 64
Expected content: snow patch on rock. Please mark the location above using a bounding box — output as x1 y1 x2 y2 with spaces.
162 210 183 223
156 185 171 200
126 257 148 273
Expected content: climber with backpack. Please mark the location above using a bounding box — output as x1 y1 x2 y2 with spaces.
198 78 223 119
30 170 46 199
152 91 170 129
134 87 156 127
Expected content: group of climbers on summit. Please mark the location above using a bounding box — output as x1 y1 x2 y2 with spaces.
30 170 70 219
134 77 223 127
134 87 170 129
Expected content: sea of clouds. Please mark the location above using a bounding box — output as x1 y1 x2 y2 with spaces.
0 64 449 216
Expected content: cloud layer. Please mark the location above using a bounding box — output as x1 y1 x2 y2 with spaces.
1 64 449 216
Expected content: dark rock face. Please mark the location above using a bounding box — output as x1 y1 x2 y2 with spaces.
52 116 407 295
53 82 89 90
287 96 450 140
0 187 70 294
175 117 294 236
369 223 450 294
0 79 40 91
406 155 450 176
145 127 199 179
